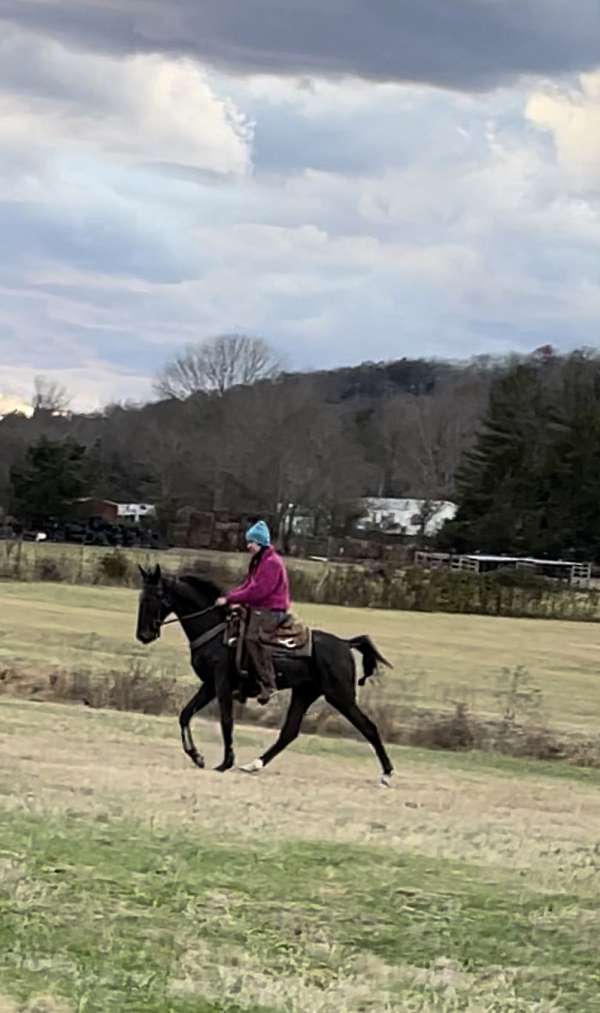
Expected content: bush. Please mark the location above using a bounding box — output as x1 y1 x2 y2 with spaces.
97 550 131 584
409 702 476 751
35 557 65 582
46 660 183 714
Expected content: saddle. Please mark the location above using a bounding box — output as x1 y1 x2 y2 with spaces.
260 614 312 654
226 607 313 676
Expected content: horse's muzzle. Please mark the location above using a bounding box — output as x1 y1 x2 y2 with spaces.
136 626 160 645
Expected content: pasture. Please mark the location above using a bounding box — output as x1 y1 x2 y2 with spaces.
2 699 600 1011
2 581 600 733
3 581 600 1010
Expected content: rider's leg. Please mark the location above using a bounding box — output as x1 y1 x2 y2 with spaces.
246 640 277 704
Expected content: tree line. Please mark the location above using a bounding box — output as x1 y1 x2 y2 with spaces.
3 336 600 560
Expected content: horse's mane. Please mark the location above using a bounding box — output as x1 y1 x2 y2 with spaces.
176 573 222 603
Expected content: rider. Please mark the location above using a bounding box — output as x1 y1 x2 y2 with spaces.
216 520 290 704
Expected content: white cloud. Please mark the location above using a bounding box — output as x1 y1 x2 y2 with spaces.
526 72 600 189
0 24 253 177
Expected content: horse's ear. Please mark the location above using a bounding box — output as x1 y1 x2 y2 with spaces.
138 565 148 580
153 563 162 582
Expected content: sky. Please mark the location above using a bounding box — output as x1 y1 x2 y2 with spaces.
1 1 600 412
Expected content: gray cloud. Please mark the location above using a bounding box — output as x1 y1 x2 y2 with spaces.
2 0 600 90
2 7 600 411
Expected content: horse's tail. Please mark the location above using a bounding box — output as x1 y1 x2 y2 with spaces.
348 635 393 686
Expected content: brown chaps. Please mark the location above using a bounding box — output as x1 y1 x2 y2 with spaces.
244 610 279 692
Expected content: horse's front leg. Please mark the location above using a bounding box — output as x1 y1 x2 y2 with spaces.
179 682 215 769
214 669 235 772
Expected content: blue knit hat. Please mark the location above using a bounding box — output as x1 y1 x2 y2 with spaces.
245 520 271 547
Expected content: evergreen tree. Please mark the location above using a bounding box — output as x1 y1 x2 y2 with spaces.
440 351 600 560
439 359 552 554
10 437 87 525
541 353 600 559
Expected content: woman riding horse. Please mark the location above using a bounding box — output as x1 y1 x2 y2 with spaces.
216 520 289 704
136 563 394 783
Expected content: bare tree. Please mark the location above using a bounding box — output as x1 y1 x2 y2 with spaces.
402 377 487 501
154 334 282 400
32 376 71 416
362 368 489 503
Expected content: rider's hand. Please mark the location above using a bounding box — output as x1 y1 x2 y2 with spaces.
216 596 228 607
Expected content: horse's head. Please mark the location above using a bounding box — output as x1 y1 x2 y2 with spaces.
136 564 172 644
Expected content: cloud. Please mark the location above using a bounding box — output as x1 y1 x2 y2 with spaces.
2 1 600 90
2 8 600 411
0 24 252 177
526 72 600 189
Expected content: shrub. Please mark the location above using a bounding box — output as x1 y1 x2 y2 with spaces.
409 701 476 751
97 550 131 584
35 557 65 582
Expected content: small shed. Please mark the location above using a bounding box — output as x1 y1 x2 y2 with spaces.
71 498 119 523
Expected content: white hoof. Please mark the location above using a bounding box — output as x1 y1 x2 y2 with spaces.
379 772 394 789
239 758 264 775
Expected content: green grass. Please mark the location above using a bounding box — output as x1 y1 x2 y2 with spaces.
4 580 600 735
2 807 600 1012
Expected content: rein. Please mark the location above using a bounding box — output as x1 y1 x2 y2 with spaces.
161 604 219 627
160 601 228 654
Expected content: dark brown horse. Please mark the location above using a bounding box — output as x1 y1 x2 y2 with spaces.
136 565 394 786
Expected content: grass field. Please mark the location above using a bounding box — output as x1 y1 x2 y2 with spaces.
2 699 600 1011
2 580 600 734
4 583 600 1008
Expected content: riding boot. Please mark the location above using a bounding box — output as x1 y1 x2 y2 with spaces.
246 641 277 705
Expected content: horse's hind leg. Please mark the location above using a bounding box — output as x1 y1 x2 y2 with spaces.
326 692 394 785
179 683 215 769
240 685 319 773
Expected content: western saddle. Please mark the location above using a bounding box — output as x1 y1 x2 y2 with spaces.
226 606 312 676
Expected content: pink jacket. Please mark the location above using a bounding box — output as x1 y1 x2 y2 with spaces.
226 546 290 611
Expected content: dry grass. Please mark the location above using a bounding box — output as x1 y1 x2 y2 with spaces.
3 581 600 737
1 697 600 885
0 541 324 586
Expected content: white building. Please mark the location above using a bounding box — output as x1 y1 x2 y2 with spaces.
355 497 457 537
116 503 156 523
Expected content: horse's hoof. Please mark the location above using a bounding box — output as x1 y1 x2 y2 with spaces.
214 759 235 773
379 772 394 789
190 755 205 770
239 758 264 775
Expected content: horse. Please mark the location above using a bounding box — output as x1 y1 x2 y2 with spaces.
136 564 395 786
